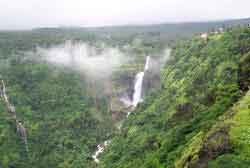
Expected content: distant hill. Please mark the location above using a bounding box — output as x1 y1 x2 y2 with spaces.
88 17 250 33
33 17 250 43
1 17 250 168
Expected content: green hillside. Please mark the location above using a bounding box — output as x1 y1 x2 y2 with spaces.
100 27 250 168
0 22 250 168
0 63 116 168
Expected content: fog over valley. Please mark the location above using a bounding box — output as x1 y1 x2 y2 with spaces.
1 1 250 168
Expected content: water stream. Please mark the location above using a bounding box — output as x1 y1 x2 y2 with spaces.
92 140 111 163
132 56 150 107
92 56 150 163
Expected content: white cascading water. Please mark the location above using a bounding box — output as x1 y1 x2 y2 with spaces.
132 56 150 107
92 56 150 163
144 56 150 71
132 72 144 107
92 140 111 163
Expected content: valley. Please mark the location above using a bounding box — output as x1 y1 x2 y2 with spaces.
0 19 250 168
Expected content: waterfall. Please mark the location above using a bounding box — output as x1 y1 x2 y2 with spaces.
0 80 29 153
92 56 151 163
132 72 144 107
92 140 111 163
132 56 150 107
144 56 150 71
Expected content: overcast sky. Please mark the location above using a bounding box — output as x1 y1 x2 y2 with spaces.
0 0 250 30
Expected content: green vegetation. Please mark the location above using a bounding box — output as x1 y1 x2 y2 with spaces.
1 22 250 168
100 28 250 168
0 61 115 167
206 92 250 168
229 92 250 161
0 30 118 167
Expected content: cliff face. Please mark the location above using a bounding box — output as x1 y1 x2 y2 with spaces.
109 57 163 124
109 71 135 123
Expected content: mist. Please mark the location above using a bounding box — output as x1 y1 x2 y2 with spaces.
36 41 129 80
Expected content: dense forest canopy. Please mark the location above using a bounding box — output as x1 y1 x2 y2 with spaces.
0 19 250 168
100 27 250 168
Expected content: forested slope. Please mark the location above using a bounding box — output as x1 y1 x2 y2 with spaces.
0 26 162 168
1 24 250 168
0 50 114 167
100 27 250 168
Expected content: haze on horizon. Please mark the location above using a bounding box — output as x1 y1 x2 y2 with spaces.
0 0 250 30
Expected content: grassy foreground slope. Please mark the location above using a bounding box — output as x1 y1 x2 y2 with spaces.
100 27 250 168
